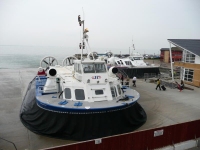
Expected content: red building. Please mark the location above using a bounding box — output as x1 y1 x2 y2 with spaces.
160 47 182 63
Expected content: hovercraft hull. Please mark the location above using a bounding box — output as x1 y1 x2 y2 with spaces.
20 78 147 141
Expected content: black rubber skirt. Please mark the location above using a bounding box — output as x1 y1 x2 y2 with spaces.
118 67 160 78
20 78 147 141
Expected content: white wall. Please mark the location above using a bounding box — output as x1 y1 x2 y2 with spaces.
195 55 200 64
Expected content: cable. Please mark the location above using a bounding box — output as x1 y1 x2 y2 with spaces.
86 41 92 53
0 137 17 150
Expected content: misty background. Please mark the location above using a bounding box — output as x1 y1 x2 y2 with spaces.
0 0 200 56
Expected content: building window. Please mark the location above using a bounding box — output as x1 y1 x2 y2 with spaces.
95 90 104 95
184 69 193 82
185 51 195 63
64 88 71 99
75 89 85 100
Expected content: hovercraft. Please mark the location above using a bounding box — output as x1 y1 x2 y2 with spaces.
20 15 147 141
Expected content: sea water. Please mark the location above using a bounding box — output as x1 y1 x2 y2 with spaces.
0 45 79 69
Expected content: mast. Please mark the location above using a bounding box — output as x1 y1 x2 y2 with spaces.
131 37 135 56
132 38 135 50
78 15 89 61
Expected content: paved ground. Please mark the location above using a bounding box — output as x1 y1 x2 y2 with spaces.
0 68 200 150
134 79 200 130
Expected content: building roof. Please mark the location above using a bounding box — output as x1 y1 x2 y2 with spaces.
168 39 200 56
160 47 182 51
160 48 169 51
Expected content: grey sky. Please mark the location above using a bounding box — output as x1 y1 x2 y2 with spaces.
0 0 200 55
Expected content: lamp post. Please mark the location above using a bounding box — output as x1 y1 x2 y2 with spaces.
169 42 174 81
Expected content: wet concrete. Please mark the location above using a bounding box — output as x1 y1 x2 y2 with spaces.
0 68 200 150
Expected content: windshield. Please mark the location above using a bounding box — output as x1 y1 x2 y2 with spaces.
83 63 106 73
130 57 143 60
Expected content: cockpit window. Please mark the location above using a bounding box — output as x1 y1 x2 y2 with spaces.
110 86 117 97
117 85 121 95
74 63 82 74
78 64 82 74
129 57 143 60
133 57 141 60
83 63 106 73
95 63 106 73
83 64 95 73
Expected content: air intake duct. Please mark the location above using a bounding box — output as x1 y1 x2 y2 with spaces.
49 68 57 76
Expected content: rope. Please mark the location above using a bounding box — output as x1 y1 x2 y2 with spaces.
0 137 17 150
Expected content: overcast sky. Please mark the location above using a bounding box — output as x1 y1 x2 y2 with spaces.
0 0 200 55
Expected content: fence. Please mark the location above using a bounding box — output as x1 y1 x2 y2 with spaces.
144 73 157 79
44 120 200 150
144 73 178 89
160 80 177 89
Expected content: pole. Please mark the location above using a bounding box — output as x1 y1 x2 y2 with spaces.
81 20 84 62
169 42 174 81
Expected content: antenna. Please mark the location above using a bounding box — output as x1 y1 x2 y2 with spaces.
132 37 135 50
80 30 81 42
82 7 85 21
78 14 89 61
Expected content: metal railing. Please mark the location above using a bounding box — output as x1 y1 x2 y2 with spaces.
119 69 129 78
144 73 178 89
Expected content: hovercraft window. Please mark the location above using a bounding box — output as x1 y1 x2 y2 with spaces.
117 85 121 95
125 61 131 65
95 63 106 73
110 87 117 97
74 63 82 74
74 63 77 72
64 88 71 99
78 64 82 74
75 89 85 100
134 57 140 60
83 64 95 73
95 90 104 95
83 63 106 73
